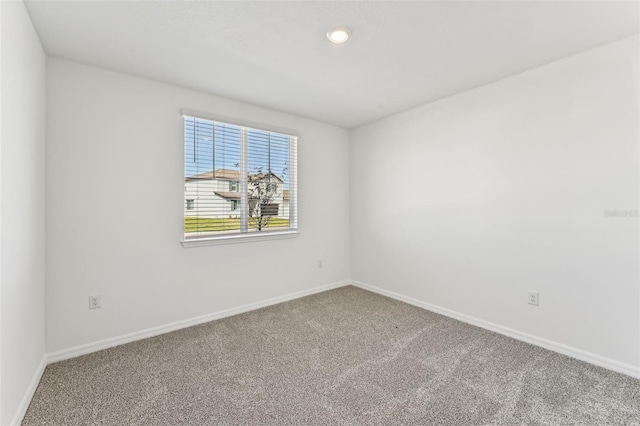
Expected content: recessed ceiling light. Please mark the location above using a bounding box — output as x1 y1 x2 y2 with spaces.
326 27 351 44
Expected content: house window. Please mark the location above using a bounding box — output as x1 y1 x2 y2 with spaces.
265 182 277 193
183 112 297 243
260 203 279 216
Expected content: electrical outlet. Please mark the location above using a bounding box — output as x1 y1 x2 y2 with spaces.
528 291 539 306
89 295 102 310
317 259 323 268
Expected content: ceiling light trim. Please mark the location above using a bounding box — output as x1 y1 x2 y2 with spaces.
326 27 351 44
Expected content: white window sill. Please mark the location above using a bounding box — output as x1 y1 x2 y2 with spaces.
181 230 299 248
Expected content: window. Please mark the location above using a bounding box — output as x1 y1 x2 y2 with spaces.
260 203 279 216
183 111 297 244
265 182 278 193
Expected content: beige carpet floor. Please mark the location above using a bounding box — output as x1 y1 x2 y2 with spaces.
23 286 640 425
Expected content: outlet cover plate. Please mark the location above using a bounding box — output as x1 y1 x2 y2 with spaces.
89 295 102 309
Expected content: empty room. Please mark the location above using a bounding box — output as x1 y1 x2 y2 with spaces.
1 0 639 424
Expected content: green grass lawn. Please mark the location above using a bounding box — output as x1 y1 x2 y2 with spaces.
185 217 290 233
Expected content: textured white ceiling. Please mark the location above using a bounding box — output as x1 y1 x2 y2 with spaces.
25 1 639 129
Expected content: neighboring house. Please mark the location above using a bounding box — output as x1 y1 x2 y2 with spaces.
185 169 290 219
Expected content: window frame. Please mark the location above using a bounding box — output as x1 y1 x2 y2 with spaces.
181 109 299 247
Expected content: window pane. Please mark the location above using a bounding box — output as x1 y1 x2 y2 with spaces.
247 129 290 232
184 118 242 239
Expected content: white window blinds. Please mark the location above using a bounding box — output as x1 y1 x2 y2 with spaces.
183 113 298 242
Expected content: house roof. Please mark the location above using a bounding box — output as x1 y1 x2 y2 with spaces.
215 190 289 201
187 169 240 181
249 172 284 183
187 169 283 183
214 191 241 200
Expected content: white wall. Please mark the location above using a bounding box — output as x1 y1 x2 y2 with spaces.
46 58 351 353
0 1 47 424
350 36 639 369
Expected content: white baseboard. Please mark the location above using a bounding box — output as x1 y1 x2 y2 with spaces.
350 280 640 379
11 355 47 426
47 280 351 364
